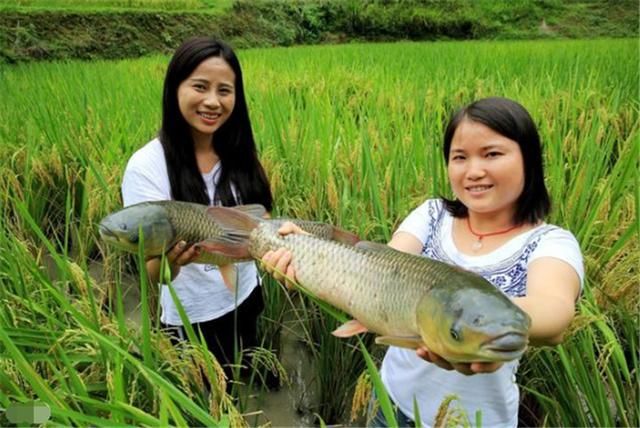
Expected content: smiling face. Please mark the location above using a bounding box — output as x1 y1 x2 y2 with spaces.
177 56 236 143
447 119 525 219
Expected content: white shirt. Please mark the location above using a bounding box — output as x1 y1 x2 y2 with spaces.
380 199 584 428
121 138 259 325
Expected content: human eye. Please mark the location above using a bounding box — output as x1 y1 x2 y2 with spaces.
219 85 234 95
192 83 207 92
450 154 465 161
486 151 503 158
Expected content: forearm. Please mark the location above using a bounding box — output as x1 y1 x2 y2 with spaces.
512 295 575 346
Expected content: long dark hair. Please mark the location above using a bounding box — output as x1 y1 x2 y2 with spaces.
442 97 550 224
159 37 272 211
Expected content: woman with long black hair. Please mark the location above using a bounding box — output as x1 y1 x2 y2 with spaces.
122 37 272 385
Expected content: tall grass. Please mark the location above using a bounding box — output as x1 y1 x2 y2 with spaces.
0 38 637 425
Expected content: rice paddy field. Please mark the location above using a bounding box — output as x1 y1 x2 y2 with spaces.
0 38 638 426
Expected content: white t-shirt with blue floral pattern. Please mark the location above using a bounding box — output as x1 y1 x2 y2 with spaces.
380 199 583 428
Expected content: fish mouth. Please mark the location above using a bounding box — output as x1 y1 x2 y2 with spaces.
98 224 117 240
481 332 528 360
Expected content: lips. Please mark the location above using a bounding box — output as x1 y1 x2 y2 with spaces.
198 111 221 124
465 184 493 192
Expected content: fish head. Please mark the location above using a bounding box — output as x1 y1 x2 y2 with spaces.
416 275 531 363
98 203 176 256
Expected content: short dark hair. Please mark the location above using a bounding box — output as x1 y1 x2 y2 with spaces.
159 36 273 211
441 97 550 224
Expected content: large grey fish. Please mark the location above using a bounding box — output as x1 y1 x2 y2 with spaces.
198 206 531 363
98 201 360 292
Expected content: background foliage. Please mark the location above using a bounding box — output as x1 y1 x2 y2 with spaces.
0 0 637 63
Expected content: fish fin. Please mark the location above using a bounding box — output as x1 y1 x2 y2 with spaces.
355 240 396 253
375 335 424 349
206 206 261 236
195 240 251 258
330 227 361 246
219 264 237 293
331 320 369 338
232 204 267 218
287 219 360 245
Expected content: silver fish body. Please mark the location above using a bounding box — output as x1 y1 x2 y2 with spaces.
247 221 531 363
99 201 358 265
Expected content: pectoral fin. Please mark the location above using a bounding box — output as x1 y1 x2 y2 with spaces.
196 239 250 258
375 335 425 349
219 264 237 293
331 320 369 338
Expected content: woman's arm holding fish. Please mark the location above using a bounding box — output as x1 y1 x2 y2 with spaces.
511 257 580 346
145 241 201 285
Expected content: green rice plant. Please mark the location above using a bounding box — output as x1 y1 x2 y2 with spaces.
520 289 638 427
0 197 239 426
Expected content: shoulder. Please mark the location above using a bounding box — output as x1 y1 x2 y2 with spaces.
122 138 170 206
529 225 584 285
125 138 166 173
404 198 445 220
395 198 445 244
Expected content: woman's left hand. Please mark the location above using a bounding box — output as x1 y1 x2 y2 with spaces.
261 221 308 288
416 347 503 375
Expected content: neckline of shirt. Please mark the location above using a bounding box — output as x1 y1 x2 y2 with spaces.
202 162 221 179
441 213 547 263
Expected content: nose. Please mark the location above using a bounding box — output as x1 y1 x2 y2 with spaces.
466 158 486 180
203 92 221 108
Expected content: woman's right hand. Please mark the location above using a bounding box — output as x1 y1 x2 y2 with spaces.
145 240 200 283
416 347 503 375
166 240 201 280
261 222 307 288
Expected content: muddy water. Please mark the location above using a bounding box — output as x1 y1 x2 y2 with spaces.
242 330 318 427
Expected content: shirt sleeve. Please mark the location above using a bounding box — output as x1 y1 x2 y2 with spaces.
122 165 169 207
394 199 441 245
529 228 585 289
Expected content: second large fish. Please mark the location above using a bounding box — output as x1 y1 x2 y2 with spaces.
98 201 359 292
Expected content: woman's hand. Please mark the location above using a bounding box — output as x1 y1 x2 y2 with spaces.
146 240 200 284
416 347 503 375
165 240 201 280
261 222 308 288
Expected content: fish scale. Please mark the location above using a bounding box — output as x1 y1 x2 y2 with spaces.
249 222 464 336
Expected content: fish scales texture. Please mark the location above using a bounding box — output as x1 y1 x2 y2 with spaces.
162 202 251 265
249 223 453 337
162 202 338 243
164 202 222 242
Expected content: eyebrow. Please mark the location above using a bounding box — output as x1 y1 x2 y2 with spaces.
481 144 506 151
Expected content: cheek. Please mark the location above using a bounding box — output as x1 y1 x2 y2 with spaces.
177 90 189 117
447 165 464 188
224 95 236 112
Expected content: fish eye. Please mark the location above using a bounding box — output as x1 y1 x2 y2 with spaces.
449 327 461 341
120 223 128 231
